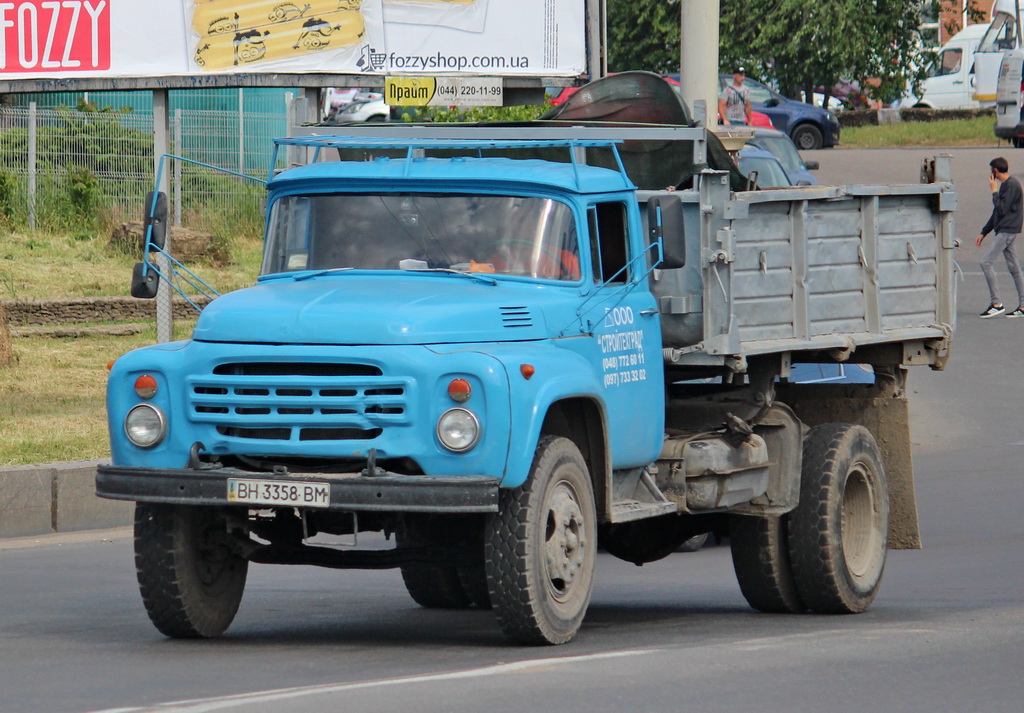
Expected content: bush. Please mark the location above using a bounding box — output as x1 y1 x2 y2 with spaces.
0 170 18 223
838 106 996 128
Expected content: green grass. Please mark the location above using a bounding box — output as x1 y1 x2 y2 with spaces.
0 321 195 466
0 217 260 466
840 116 1005 148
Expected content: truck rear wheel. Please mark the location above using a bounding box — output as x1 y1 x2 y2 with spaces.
787 423 889 613
399 563 473 609
729 514 805 613
134 503 248 638
486 436 596 645
397 519 472 609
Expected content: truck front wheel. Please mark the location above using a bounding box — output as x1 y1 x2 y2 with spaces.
134 503 248 638
787 423 889 613
486 436 596 645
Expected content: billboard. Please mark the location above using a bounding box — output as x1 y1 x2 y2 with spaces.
0 0 586 79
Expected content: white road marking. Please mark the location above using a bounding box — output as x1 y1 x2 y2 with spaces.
84 649 660 713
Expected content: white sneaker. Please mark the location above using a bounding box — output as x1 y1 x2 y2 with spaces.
980 304 1006 318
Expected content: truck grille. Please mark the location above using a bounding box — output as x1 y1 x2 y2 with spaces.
188 361 409 442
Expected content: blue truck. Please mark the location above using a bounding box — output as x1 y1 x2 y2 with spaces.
98 126 957 645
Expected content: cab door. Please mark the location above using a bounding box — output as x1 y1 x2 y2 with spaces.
925 43 968 108
577 199 665 468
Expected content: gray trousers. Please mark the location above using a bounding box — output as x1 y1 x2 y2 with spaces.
981 232 1024 306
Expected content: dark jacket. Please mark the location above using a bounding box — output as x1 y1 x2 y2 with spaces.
981 175 1024 236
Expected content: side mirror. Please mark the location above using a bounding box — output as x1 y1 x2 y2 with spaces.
804 160 820 170
647 194 685 269
143 191 168 251
131 262 160 299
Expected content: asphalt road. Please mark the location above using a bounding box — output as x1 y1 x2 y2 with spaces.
2 146 1023 713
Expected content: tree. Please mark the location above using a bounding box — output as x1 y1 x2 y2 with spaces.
606 0 680 74
608 0 940 107
720 0 947 106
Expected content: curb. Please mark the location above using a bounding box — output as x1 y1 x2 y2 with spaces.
0 460 133 538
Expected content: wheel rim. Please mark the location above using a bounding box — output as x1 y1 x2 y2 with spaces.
841 463 878 578
543 480 588 601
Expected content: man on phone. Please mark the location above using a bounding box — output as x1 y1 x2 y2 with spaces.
976 156 1024 317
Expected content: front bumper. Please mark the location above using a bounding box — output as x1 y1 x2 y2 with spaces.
96 465 499 514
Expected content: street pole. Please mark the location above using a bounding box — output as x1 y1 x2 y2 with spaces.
679 0 721 127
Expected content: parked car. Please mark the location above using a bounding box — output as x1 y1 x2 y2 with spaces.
745 128 819 185
704 74 841 150
322 88 392 123
736 145 792 188
788 363 875 383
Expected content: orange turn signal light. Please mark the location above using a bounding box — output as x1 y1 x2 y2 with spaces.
447 378 472 403
520 364 535 380
134 374 158 399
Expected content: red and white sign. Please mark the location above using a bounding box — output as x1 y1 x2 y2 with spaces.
0 1 110 72
0 1 585 80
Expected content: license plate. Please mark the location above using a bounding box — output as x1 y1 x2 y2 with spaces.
227 478 330 508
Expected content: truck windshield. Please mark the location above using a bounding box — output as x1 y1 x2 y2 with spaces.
262 193 581 281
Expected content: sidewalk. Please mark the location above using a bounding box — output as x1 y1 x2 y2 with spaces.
0 460 132 538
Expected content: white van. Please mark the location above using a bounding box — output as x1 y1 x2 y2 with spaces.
994 48 1024 145
900 23 988 109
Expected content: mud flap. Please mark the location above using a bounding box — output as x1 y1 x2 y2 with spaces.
775 377 922 550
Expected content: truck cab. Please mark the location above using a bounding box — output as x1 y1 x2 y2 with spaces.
109 140 668 487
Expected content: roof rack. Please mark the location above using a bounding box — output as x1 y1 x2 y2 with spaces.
270 134 636 187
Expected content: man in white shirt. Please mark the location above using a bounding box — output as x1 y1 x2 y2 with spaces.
719 66 752 126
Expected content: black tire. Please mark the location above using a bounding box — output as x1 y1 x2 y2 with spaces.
729 514 805 613
457 563 492 610
1012 136 1024 149
134 503 248 638
787 424 889 613
486 436 597 645
791 123 824 151
677 531 710 553
397 521 472 609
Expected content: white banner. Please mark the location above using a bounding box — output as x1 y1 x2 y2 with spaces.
0 0 586 79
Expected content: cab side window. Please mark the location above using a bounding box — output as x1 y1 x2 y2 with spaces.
935 48 963 76
588 202 629 284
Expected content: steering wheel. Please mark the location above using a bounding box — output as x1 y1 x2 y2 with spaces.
489 239 580 280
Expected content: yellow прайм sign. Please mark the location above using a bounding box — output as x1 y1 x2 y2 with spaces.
386 77 437 106
386 76 503 107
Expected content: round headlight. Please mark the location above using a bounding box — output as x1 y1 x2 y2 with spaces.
125 404 167 448
436 408 480 452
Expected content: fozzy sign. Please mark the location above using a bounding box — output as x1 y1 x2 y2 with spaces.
0 1 586 81
0 0 109 71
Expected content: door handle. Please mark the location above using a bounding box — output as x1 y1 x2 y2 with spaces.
639 308 659 316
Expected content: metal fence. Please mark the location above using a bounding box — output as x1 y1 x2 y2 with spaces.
0 100 291 230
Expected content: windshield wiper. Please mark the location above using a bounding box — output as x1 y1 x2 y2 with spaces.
253 267 358 282
405 268 497 286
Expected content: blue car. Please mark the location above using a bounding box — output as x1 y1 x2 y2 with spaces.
737 146 792 188
714 74 841 150
745 128 819 186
